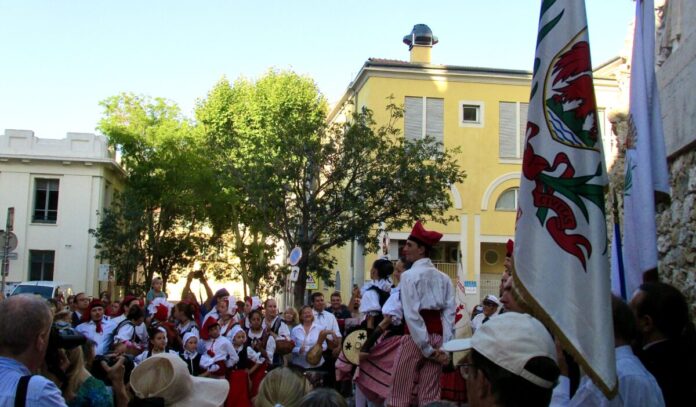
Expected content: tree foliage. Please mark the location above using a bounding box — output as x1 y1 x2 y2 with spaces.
197 70 465 307
92 94 208 293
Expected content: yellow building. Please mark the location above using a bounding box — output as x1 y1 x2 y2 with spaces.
325 24 622 313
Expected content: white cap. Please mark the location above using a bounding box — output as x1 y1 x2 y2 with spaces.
442 312 557 389
483 294 501 307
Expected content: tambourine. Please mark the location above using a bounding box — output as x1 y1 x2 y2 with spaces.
341 329 368 365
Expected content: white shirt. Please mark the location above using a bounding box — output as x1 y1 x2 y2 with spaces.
262 315 292 340
133 349 177 366
382 286 403 326
76 318 110 355
551 345 665 407
471 311 499 332
233 343 264 365
200 335 238 370
400 257 456 357
291 322 326 368
313 309 342 339
177 320 200 339
247 328 276 363
359 279 392 314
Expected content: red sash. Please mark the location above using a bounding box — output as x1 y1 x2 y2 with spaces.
404 310 443 335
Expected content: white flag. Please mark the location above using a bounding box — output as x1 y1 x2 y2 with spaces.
514 0 616 397
622 0 670 299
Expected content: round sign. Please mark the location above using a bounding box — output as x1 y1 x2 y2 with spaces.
0 231 18 251
288 247 302 266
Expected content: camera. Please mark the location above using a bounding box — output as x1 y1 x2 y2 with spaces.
45 321 87 383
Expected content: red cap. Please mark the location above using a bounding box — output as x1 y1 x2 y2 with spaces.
200 316 220 340
407 221 443 248
506 239 514 257
153 303 169 322
82 299 105 323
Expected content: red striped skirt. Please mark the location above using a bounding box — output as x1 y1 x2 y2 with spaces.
355 335 402 403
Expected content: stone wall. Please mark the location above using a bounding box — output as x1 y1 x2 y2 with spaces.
655 0 696 318
606 0 696 320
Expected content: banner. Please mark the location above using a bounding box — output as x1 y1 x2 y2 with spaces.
514 0 616 397
621 0 670 298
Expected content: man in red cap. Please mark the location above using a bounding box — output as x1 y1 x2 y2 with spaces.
76 299 110 355
387 221 455 407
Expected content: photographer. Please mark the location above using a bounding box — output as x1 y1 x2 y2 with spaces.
0 295 67 406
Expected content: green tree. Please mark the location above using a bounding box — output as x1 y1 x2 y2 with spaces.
199 70 465 307
92 93 208 293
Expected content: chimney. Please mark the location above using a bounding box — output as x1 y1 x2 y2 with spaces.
403 24 438 64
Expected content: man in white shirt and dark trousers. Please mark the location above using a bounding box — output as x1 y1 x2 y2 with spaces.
387 221 455 407
311 292 341 388
551 295 665 407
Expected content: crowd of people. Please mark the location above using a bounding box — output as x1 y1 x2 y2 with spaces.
0 221 694 407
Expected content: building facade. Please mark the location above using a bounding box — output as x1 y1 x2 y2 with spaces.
326 25 622 312
0 129 125 295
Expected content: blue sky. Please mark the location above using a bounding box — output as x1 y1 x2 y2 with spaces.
0 0 635 139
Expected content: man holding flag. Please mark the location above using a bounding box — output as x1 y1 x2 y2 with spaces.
514 0 617 398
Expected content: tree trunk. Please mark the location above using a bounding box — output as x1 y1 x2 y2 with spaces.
292 260 308 309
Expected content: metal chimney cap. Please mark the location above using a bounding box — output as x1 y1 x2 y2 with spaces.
403 24 438 49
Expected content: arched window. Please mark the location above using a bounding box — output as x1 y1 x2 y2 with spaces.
495 188 519 211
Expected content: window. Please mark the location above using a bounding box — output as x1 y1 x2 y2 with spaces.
495 188 519 211
33 178 59 223
29 250 55 281
404 96 444 145
459 101 484 127
499 102 528 159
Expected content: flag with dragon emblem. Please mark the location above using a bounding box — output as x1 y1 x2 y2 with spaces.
620 0 670 301
513 0 616 396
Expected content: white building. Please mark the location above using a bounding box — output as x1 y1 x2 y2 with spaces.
0 129 125 295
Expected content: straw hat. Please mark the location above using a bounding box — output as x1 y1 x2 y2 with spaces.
130 353 229 406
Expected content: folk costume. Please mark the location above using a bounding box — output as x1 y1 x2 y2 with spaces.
226 325 262 407
75 299 110 355
246 326 274 396
179 332 203 376
262 314 293 368
355 278 409 404
200 319 237 379
387 221 455 407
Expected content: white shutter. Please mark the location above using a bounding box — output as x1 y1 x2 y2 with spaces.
499 102 517 158
426 98 444 148
518 102 529 156
404 97 424 141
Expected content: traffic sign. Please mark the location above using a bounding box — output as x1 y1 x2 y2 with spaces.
289 266 300 282
0 252 17 260
0 231 18 251
306 275 318 290
288 247 302 266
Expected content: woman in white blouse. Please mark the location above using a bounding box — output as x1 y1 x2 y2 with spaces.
290 305 333 369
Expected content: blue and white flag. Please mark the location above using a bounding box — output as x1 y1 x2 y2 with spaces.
514 0 616 397
622 0 670 298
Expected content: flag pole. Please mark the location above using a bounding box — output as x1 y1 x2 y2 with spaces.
611 189 626 300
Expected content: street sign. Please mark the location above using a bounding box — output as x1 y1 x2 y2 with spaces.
289 266 300 282
306 274 318 290
98 264 110 282
0 253 17 260
0 231 18 251
288 247 302 266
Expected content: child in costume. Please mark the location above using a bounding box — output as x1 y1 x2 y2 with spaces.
226 325 263 407
179 332 203 376
200 318 237 379
134 326 176 366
